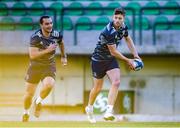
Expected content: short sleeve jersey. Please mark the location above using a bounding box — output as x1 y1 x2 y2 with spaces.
92 21 128 61
30 29 63 65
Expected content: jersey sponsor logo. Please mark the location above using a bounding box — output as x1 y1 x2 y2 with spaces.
40 41 43 45
52 31 59 37
36 31 42 37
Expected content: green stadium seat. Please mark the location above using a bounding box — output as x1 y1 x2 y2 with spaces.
16 17 34 30
135 17 150 30
0 0 14 1
63 17 73 30
126 2 141 15
47 2 63 16
154 16 169 30
57 17 73 30
94 16 110 30
66 2 83 16
0 17 15 30
29 2 45 16
76 17 91 30
86 2 103 16
171 16 180 30
125 17 131 29
37 0 52 1
143 1 160 15
163 1 180 15
92 0 110 1
105 2 121 15
11 2 27 16
0 2 8 16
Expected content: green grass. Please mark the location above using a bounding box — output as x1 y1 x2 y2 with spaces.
0 121 180 128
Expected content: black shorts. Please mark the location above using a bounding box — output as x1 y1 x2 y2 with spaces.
91 58 119 79
25 64 56 84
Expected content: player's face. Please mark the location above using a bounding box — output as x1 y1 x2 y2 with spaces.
41 18 53 33
113 14 124 28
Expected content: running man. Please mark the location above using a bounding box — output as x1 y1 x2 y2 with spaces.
22 16 67 122
85 8 141 123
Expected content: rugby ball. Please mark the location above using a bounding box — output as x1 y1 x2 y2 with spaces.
133 59 144 71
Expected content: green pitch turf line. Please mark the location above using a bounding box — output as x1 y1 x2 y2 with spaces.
0 121 180 127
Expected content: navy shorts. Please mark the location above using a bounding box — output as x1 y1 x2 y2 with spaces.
25 64 56 84
91 58 119 79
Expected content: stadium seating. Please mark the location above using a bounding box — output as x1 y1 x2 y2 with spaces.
0 2 8 16
162 1 179 15
65 2 83 16
86 2 103 16
11 2 27 16
154 16 169 30
143 1 160 15
76 17 91 30
48 2 64 16
126 2 141 15
135 16 150 30
105 2 121 15
0 17 15 30
57 16 73 30
171 16 180 30
125 17 131 29
94 16 110 30
29 2 45 16
16 17 34 30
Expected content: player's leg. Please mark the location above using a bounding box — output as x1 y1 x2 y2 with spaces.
104 68 120 121
22 82 37 122
85 60 106 123
34 76 55 117
86 78 103 123
88 78 104 106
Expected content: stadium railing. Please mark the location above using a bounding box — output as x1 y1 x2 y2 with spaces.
0 7 58 29
139 6 180 45
152 21 180 45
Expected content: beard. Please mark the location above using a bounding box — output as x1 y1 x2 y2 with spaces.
44 28 52 34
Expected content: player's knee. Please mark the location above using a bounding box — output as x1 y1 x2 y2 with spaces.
43 77 55 88
112 79 120 87
46 83 54 89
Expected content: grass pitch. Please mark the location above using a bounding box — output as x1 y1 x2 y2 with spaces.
0 121 180 128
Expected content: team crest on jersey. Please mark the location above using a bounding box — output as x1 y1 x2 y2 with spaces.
52 31 59 37
40 41 43 45
115 34 120 40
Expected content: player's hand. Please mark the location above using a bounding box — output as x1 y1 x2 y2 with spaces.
134 55 141 60
61 57 67 66
126 59 135 70
46 43 57 53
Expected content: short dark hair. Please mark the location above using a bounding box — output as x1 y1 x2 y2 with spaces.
114 7 126 16
39 15 50 24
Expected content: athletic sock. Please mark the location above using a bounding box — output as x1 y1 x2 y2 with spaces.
106 105 113 112
36 96 43 104
88 105 93 110
23 109 30 115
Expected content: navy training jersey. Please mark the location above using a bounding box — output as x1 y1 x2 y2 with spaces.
92 21 128 61
29 29 63 65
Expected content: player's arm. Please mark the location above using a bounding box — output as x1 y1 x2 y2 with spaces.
124 35 140 59
29 44 56 60
58 39 66 58
107 44 134 69
58 39 67 65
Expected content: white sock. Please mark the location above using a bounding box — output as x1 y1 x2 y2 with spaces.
106 105 113 112
36 96 43 104
88 105 93 109
23 109 29 115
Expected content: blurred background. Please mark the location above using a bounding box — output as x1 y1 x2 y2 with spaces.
0 0 180 119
